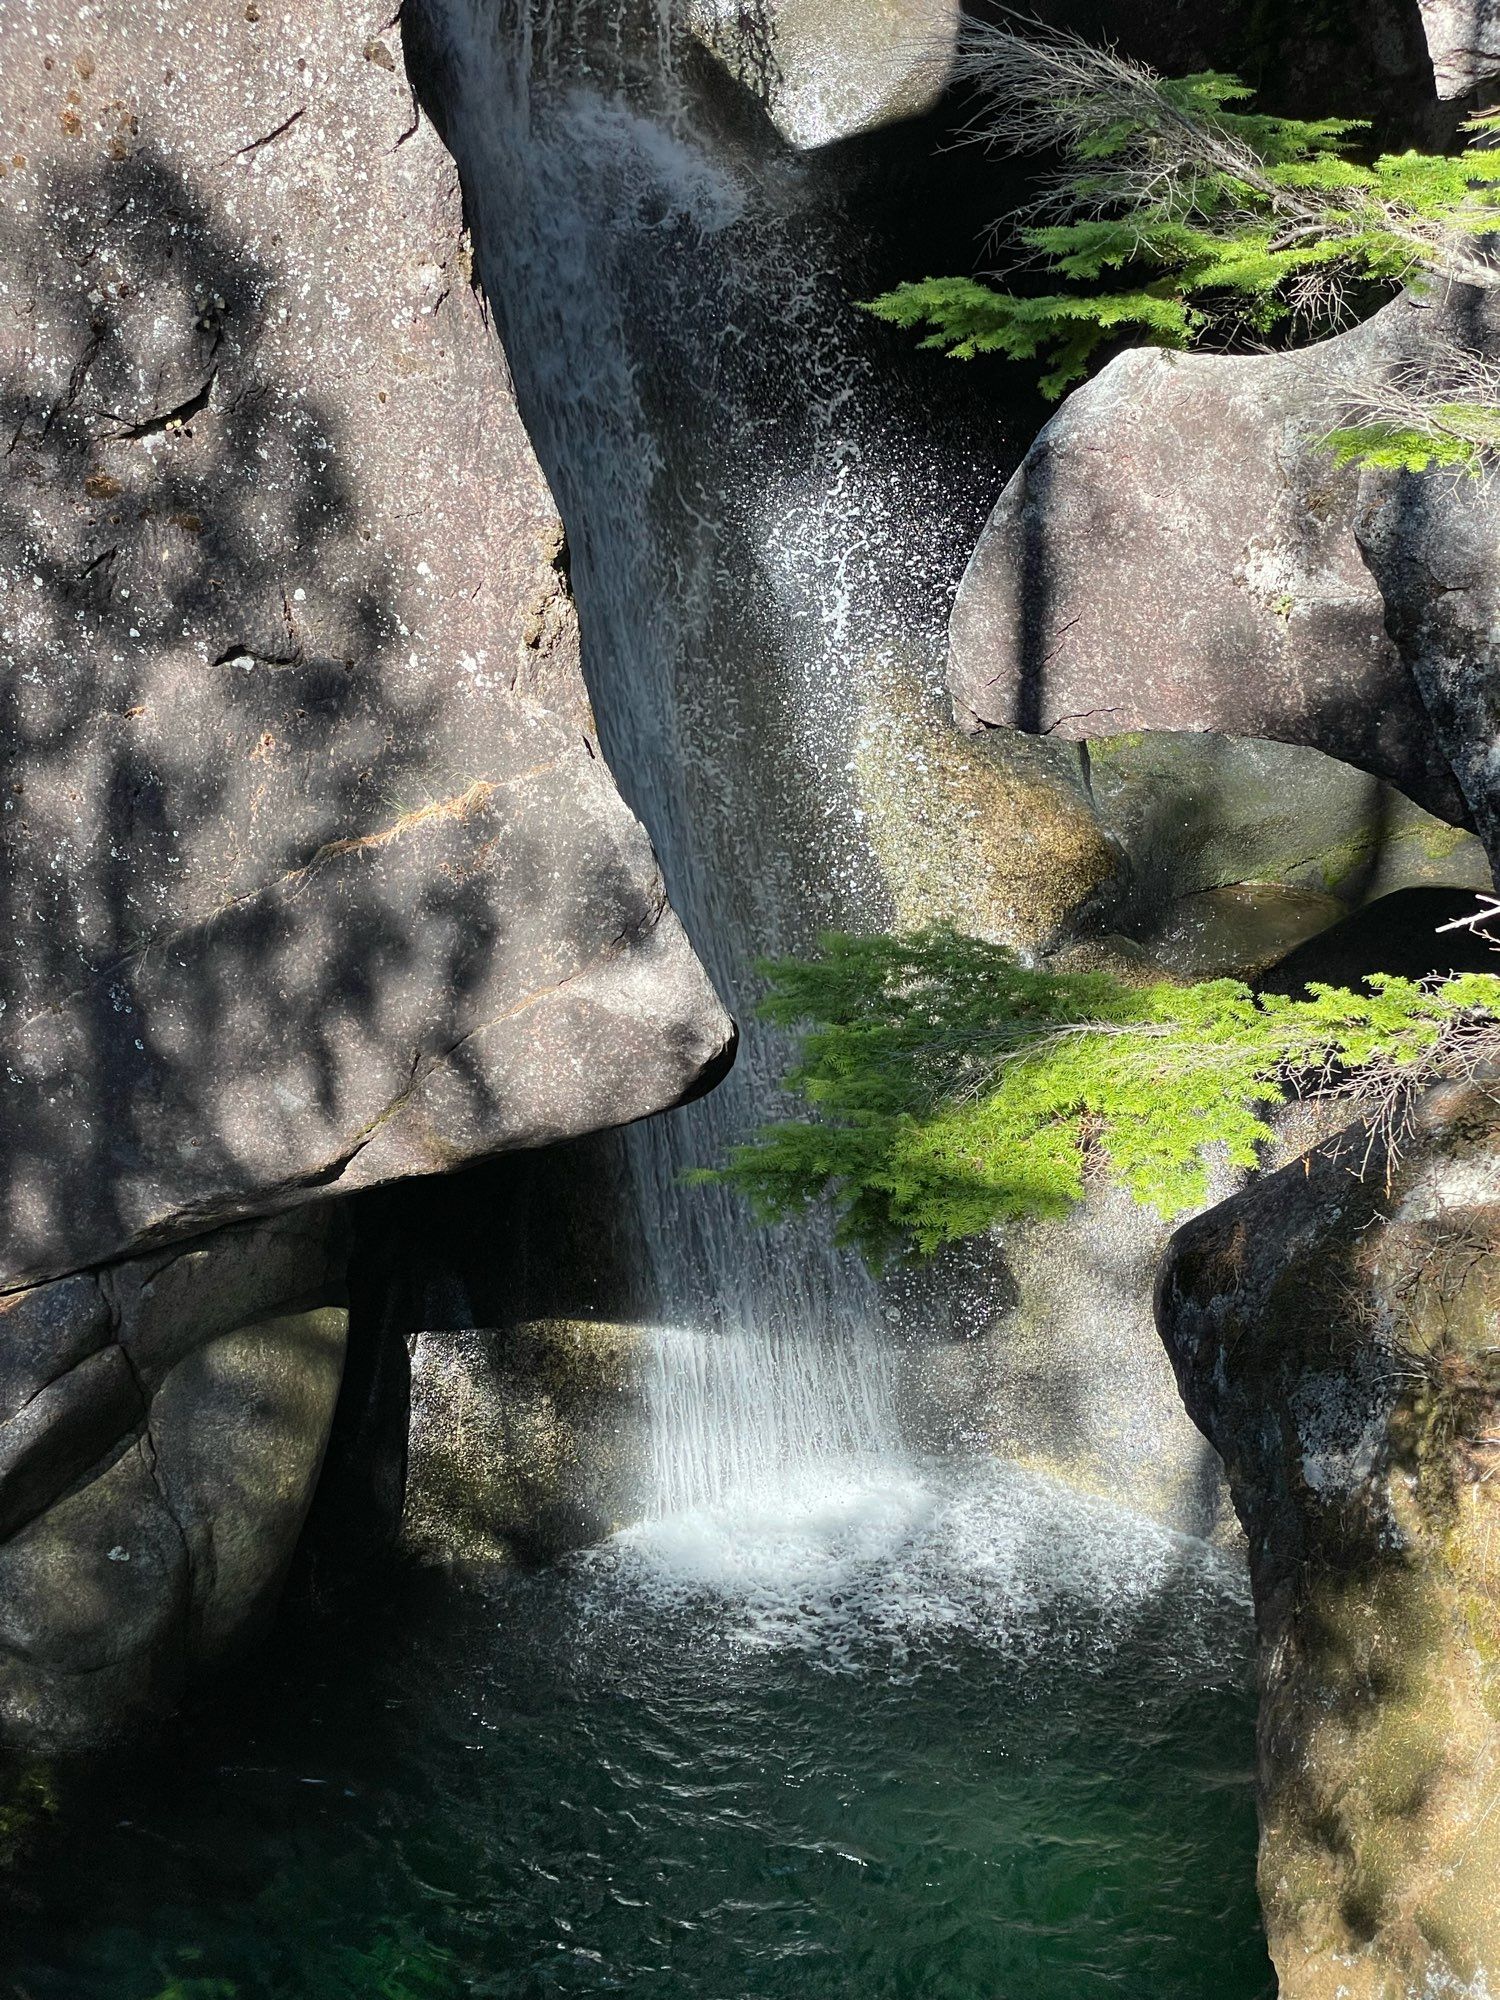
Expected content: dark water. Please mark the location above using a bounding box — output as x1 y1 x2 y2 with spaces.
0 1461 1271 2000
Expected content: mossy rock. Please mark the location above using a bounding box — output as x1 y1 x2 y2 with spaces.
1159 1081 1500 1998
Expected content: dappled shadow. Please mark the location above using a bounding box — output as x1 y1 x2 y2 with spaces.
0 141 610 1292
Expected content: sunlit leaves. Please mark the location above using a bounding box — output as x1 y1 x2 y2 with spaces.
703 928 1500 1266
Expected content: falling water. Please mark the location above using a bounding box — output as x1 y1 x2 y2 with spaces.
417 0 1000 1514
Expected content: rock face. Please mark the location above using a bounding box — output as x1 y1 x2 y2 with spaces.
0 0 734 1298
948 289 1500 851
1417 0 1500 95
855 661 1488 974
686 0 960 147
1158 1083 1500 1999
0 0 735 1746
403 1320 649 1565
0 1207 347 1750
1358 448 1500 873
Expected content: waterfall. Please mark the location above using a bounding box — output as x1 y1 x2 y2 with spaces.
418 0 1000 1517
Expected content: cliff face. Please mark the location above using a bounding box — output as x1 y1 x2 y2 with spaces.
0 0 733 1747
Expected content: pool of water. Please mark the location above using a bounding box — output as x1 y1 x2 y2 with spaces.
0 1458 1272 2000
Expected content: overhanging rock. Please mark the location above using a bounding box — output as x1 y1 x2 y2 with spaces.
0 0 735 1297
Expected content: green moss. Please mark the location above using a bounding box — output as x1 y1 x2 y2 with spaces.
1413 818 1475 863
850 660 1118 951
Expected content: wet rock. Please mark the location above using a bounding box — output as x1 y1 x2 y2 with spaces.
1417 0 1500 94
1258 884 1500 996
0 1206 347 1750
858 661 1487 975
686 0 960 147
948 289 1500 849
403 1320 649 1566
851 656 1120 952
0 0 733 1294
1158 1082 1500 1998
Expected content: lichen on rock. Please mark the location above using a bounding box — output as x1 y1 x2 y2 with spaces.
1159 1081 1500 1998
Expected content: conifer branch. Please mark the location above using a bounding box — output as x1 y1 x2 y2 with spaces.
703 928 1500 1264
864 12 1500 457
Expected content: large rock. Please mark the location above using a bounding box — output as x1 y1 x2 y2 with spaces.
1358 448 1500 874
853 658 1488 973
948 289 1500 849
1418 0 1500 94
686 0 960 147
0 0 733 1296
0 1206 347 1749
1158 1082 1500 1999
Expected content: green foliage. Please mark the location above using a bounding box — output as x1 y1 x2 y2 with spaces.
703 928 1500 1266
864 277 1200 398
864 36 1500 413
1325 403 1500 474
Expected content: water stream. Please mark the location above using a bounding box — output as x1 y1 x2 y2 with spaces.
0 1460 1272 2000
417 0 1004 1506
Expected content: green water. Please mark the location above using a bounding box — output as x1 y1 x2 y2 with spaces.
0 1460 1272 2000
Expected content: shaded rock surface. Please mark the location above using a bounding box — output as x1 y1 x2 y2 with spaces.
1258 884 1500 995
1158 1083 1500 1999
1358 438 1500 871
304 1149 657 1573
1016 0 1449 138
0 1206 347 1750
948 289 1500 854
0 0 733 1296
403 1320 648 1566
856 661 1487 975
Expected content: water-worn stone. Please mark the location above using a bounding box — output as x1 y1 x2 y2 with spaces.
948 289 1500 852
0 1205 347 1749
1158 1082 1500 1999
1417 0 1500 94
0 0 733 1296
403 1320 649 1566
686 0 960 147
855 660 1487 973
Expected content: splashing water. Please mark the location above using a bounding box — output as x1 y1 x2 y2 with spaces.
417 0 1008 1512
591 1451 1251 1677
641 1324 905 1518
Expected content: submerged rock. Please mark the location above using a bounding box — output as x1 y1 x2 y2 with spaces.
0 1207 347 1750
948 289 1500 855
0 0 733 1297
1158 1083 1500 1998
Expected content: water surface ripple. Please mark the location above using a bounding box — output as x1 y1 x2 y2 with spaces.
1 1458 1273 2000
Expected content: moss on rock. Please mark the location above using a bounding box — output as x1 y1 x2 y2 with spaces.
1159 1083 1500 1998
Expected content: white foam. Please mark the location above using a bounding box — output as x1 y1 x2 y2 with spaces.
573 1456 1249 1681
